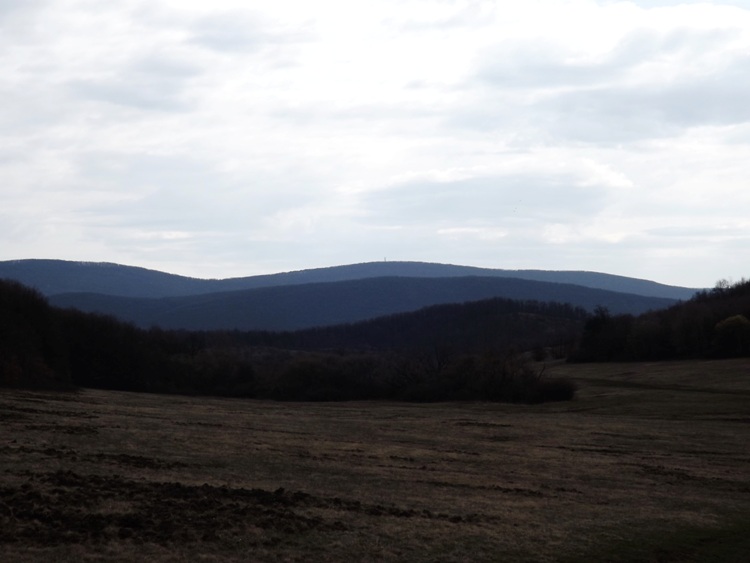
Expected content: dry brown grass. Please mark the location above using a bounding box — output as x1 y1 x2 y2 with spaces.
1 358 749 561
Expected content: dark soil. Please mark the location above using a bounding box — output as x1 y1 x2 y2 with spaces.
0 468 484 549
0 470 346 547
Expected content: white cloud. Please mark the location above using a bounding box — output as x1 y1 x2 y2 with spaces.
0 0 749 286
438 227 509 241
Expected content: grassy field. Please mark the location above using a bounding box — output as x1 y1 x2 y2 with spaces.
1 358 749 562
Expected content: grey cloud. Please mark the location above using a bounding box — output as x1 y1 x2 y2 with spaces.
479 45 619 90
390 2 497 32
646 224 750 238
544 64 750 143
626 0 749 6
190 13 267 53
0 0 51 45
77 153 322 232
70 80 185 112
647 227 718 239
361 175 609 226
131 56 200 79
659 75 750 128
269 100 439 128
0 83 65 131
478 27 740 90
68 55 202 111
188 12 310 53
725 124 750 144
607 27 739 71
538 88 678 144
0 0 46 21
0 0 44 16
466 27 750 143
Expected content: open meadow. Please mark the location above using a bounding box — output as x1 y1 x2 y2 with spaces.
1 359 749 562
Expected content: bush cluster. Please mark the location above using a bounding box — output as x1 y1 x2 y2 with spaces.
246 348 576 403
571 279 750 362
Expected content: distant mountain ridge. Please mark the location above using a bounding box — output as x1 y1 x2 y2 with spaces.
48 276 677 331
0 259 699 300
0 259 696 331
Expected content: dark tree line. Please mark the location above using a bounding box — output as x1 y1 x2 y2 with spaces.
0 281 70 389
570 279 750 362
0 279 578 403
189 298 587 353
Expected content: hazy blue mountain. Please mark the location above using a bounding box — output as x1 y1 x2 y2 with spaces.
0 259 208 298
0 259 699 300
48 276 677 331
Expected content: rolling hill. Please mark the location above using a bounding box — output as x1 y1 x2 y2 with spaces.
0 277 582 401
48 275 677 331
0 259 697 331
0 259 699 299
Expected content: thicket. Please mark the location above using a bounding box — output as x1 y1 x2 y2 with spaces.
0 279 577 403
0 281 70 389
245 347 576 403
571 278 750 362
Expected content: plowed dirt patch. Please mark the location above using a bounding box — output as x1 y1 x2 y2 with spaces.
0 470 346 547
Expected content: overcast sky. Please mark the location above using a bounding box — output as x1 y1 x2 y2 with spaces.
2 0 749 287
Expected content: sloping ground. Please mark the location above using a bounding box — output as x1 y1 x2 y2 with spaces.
48 276 676 331
1 359 748 562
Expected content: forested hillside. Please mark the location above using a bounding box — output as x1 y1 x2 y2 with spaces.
233 298 586 355
0 279 578 403
48 276 673 331
572 279 750 361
